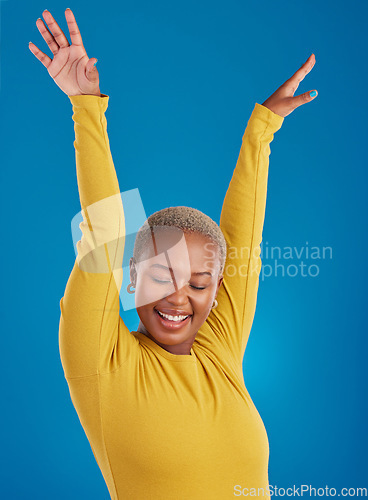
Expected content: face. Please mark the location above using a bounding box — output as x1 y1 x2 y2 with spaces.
129 228 223 355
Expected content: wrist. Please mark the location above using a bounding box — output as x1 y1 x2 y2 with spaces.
67 91 102 97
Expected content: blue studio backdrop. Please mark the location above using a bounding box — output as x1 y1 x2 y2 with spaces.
1 0 367 498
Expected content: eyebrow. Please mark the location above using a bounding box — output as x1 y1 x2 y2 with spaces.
149 263 212 277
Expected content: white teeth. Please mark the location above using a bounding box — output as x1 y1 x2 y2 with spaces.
157 310 189 322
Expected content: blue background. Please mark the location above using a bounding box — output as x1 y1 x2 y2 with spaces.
1 0 367 497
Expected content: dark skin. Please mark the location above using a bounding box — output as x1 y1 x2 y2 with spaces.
29 8 318 355
129 230 223 355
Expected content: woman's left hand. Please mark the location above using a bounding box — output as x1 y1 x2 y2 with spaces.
261 53 317 117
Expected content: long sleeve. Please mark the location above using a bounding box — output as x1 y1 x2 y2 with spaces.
58 94 137 380
196 103 284 365
56 99 277 498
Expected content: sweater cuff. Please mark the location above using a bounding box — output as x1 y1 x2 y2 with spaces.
252 102 284 133
68 93 109 112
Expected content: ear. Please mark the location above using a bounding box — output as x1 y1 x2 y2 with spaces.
215 275 224 297
129 257 137 286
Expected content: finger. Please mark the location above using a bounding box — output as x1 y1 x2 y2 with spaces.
86 58 99 82
65 8 84 47
292 89 318 109
86 58 98 73
35 18 59 55
284 53 316 93
41 9 70 49
28 41 52 69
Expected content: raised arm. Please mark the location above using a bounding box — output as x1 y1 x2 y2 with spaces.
196 104 283 363
58 93 138 379
197 54 318 365
29 8 137 379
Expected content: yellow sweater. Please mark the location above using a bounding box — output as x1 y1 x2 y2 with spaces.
59 94 283 499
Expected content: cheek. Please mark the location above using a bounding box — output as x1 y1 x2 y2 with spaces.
192 290 216 316
135 275 175 307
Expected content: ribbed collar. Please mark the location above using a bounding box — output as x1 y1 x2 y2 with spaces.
132 331 197 363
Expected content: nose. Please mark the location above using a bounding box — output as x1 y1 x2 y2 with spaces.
166 281 190 307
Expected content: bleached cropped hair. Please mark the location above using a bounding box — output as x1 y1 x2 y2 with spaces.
133 206 227 276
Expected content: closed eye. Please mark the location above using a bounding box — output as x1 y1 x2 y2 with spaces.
151 278 172 284
151 278 206 290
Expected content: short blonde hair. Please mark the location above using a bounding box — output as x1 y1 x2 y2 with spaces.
133 206 227 276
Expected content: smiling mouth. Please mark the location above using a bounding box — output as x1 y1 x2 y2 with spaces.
154 308 192 329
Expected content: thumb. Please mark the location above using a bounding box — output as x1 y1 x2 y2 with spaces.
86 58 99 80
293 89 318 109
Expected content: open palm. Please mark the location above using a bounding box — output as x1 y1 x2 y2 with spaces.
28 8 100 97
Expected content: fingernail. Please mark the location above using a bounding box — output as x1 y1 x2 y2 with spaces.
310 90 317 97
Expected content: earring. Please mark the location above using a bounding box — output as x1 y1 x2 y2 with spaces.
212 299 218 309
127 283 135 294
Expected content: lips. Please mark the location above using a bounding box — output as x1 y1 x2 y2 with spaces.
154 308 192 330
154 308 192 316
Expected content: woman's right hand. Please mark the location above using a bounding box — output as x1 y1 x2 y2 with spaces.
28 8 101 97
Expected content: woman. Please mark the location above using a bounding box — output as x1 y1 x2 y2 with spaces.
29 8 317 499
